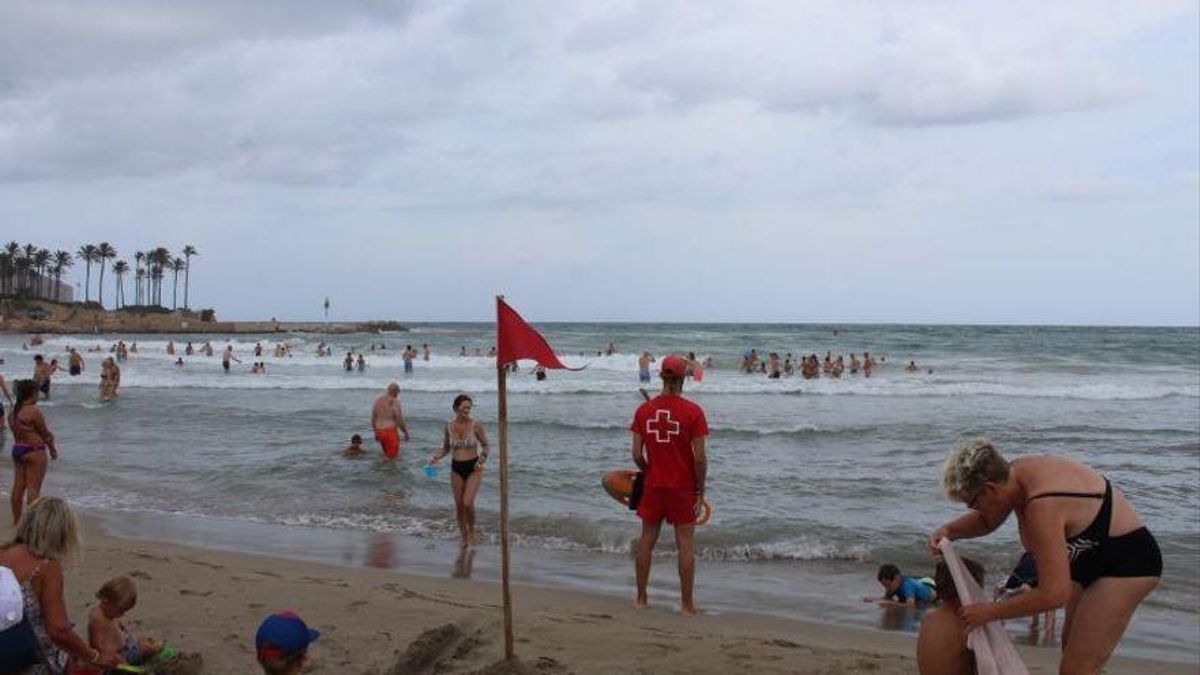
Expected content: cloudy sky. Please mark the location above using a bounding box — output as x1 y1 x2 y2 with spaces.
2 1 1197 324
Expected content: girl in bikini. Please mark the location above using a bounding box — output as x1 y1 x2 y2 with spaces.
929 439 1161 675
8 380 58 525
429 395 490 548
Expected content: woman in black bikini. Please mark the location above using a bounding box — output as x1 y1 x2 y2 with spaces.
928 439 1161 675
429 395 490 548
8 380 58 525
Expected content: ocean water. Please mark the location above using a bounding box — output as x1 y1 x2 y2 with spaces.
1 323 1197 662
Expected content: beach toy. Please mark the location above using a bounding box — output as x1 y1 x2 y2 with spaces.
113 646 180 674
423 464 438 478
602 469 711 525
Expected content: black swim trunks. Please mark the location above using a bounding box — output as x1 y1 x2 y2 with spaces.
69 365 81 376
1030 478 1163 588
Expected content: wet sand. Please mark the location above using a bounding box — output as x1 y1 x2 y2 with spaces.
25 513 1187 674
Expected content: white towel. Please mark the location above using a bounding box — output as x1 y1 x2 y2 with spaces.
938 538 1029 675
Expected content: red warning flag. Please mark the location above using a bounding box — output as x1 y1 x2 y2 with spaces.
495 297 573 369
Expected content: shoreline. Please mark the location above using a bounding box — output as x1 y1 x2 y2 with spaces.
39 508 1190 674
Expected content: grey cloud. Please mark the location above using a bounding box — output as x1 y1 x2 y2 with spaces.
0 1 417 91
620 19 1134 127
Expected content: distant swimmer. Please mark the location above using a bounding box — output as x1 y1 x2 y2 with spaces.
222 345 241 373
341 434 365 458
403 345 416 374
166 340 176 356
185 342 194 356
8 379 58 524
429 394 490 547
371 383 410 461
356 354 366 372
630 355 709 616
534 364 546 381
459 346 467 357
638 352 655 383
129 342 138 354
175 358 184 368
849 353 860 375
423 344 431 361
832 355 845 378
32 355 51 400
67 347 84 376
344 352 354 372
100 357 121 401
863 351 874 378
201 342 214 357
906 360 919 373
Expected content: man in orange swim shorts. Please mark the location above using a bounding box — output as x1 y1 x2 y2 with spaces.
371 383 410 460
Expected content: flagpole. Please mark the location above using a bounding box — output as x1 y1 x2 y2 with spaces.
496 303 515 661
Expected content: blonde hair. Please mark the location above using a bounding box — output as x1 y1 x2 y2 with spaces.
97 576 138 610
8 497 82 562
941 439 1010 501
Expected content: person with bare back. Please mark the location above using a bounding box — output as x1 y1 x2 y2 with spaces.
371 383 410 461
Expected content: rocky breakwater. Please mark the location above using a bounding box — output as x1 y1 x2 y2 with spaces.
0 299 407 334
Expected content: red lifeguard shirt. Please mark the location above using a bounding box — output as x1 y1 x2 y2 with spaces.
630 394 709 490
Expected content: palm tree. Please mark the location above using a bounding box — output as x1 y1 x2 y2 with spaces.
95 242 117 308
0 252 10 296
53 251 73 302
76 244 98 303
170 257 186 310
133 251 145 306
150 247 171 306
33 248 51 299
112 260 129 308
3 242 17 295
181 245 197 310
134 268 145 306
12 254 31 297
20 244 36 295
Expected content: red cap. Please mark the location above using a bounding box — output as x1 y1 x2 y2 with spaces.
660 355 686 378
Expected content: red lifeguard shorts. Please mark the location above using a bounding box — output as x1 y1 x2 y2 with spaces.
375 428 401 460
637 487 697 526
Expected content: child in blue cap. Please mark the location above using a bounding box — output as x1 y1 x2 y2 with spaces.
256 611 319 674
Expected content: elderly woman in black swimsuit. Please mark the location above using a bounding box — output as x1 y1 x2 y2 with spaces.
9 379 58 525
429 395 490 548
928 439 1161 675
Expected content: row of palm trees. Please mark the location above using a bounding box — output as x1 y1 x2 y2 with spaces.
0 241 198 311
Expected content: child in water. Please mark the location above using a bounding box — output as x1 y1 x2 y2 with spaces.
341 434 365 458
89 576 163 669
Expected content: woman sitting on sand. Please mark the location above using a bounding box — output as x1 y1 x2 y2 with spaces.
429 395 490 548
929 440 1161 675
0 497 120 672
8 380 57 524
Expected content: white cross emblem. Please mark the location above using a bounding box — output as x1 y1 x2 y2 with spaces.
645 409 681 443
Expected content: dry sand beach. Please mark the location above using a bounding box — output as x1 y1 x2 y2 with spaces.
18 513 1182 674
